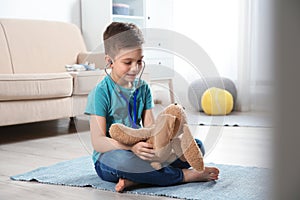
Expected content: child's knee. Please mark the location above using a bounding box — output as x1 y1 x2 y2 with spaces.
195 139 205 156
100 149 132 168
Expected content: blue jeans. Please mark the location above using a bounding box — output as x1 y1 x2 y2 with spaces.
94 139 205 186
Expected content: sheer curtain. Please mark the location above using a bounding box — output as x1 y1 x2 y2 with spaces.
237 0 275 112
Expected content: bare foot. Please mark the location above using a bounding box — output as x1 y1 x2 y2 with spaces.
115 178 138 192
182 167 220 182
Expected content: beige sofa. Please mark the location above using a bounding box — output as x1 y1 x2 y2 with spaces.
0 18 106 126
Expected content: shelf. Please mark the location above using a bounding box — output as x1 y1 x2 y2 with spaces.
113 0 144 16
111 0 146 28
113 16 145 28
112 15 144 20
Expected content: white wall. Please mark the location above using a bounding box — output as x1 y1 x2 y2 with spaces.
0 0 81 28
173 0 239 81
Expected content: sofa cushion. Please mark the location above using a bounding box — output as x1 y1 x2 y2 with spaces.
0 73 73 101
0 97 72 126
70 71 105 95
0 22 12 74
0 18 86 73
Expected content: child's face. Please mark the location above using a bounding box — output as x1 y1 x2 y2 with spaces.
110 47 144 87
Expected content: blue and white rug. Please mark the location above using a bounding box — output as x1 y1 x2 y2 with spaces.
11 156 271 200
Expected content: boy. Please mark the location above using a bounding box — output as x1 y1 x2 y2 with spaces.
85 22 219 192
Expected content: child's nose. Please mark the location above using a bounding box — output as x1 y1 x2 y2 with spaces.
130 63 139 71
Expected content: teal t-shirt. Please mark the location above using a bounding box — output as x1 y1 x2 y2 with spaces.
85 76 154 163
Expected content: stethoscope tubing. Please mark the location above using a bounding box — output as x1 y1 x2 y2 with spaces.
104 61 145 128
118 90 138 129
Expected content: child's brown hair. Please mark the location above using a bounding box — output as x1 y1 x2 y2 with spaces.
103 22 144 59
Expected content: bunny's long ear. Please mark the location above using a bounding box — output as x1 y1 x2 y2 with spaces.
148 114 176 170
109 124 152 146
181 124 205 172
149 114 176 146
162 103 187 138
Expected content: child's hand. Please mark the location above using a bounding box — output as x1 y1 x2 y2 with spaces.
131 142 155 161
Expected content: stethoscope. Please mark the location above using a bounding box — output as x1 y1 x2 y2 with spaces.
104 60 146 129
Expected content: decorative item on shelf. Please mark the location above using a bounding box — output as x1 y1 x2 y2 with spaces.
113 3 130 15
83 62 96 71
65 62 96 72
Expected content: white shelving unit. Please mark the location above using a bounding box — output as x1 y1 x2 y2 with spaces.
112 0 146 28
81 0 174 79
81 0 146 51
81 0 175 104
143 0 174 79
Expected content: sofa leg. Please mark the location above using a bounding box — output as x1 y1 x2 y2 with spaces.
69 117 76 125
68 117 76 131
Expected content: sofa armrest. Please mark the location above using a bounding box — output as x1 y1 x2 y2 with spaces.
69 70 105 95
77 52 106 69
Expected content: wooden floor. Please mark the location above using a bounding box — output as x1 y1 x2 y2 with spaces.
0 117 273 200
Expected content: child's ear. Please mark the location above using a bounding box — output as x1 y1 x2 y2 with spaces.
105 55 113 66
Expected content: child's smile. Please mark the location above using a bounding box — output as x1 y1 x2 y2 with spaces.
111 48 144 88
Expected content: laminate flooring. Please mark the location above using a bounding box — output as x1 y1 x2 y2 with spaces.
0 116 273 200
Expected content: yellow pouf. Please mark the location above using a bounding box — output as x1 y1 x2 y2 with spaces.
201 87 234 115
